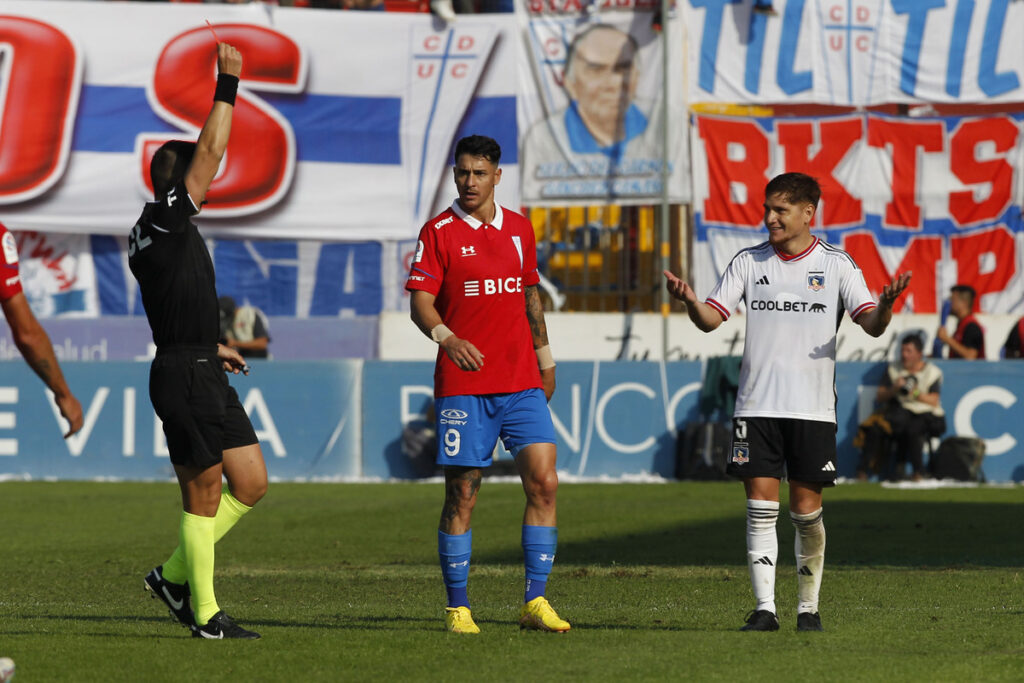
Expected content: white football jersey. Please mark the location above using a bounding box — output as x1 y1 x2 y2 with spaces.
706 237 876 423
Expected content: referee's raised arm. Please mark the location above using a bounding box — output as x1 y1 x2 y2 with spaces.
184 42 242 208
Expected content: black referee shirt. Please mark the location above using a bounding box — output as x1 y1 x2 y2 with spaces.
128 180 220 348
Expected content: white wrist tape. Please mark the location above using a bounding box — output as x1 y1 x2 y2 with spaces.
535 344 555 370
430 324 454 344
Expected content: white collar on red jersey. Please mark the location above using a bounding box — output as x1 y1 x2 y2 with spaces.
451 201 504 231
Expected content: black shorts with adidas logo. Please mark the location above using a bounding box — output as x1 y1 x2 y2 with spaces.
149 345 258 470
726 416 838 484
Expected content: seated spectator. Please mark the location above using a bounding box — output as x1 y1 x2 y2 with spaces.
870 333 946 481
219 296 271 359
935 284 985 359
1004 315 1024 358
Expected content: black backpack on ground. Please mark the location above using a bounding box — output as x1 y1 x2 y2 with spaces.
929 436 986 482
676 421 733 480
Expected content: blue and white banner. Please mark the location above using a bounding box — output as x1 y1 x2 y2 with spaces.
0 361 361 481
685 0 1024 106
518 4 691 204
0 360 1021 481
0 2 519 240
8 231 385 320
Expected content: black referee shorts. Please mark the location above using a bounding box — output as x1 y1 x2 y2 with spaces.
726 416 838 485
149 346 258 469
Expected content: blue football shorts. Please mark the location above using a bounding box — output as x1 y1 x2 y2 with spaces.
434 388 556 468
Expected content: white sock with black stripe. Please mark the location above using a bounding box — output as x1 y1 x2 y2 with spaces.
791 507 825 614
746 499 779 614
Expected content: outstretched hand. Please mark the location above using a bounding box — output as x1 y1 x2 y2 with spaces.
663 270 698 305
879 271 912 308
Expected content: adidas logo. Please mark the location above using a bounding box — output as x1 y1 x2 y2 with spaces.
798 566 814 576
753 556 774 566
755 275 770 285
821 461 836 472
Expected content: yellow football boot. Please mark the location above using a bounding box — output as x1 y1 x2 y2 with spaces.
445 606 481 634
519 597 571 632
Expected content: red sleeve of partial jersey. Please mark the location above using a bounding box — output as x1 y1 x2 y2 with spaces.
518 214 540 287
405 220 444 296
0 225 23 302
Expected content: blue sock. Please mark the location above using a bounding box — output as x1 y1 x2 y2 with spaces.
438 529 472 608
522 525 557 603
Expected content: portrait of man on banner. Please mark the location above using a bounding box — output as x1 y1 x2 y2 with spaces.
521 19 688 205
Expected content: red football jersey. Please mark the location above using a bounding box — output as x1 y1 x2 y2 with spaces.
0 223 23 302
406 202 542 398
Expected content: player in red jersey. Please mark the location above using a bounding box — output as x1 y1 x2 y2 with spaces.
0 223 82 437
406 135 569 634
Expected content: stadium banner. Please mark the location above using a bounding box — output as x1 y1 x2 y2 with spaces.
517 3 691 205
684 0 1024 106
0 361 361 481
360 360 1024 482
379 311 1024 364
14 232 98 318
8 230 384 320
0 2 520 240
0 360 1021 481
0 316 377 362
690 112 1024 314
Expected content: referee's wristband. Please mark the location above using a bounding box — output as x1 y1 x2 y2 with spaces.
430 324 453 344
536 344 555 370
214 73 239 106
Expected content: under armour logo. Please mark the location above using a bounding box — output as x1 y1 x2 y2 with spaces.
538 553 555 562
821 461 836 472
447 560 469 569
461 246 476 256
756 275 770 285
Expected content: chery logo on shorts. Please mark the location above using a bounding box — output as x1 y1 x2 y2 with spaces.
440 408 468 426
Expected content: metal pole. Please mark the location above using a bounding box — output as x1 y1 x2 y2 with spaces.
659 0 672 361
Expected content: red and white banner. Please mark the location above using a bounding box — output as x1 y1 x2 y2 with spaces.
0 2 518 240
691 112 1024 314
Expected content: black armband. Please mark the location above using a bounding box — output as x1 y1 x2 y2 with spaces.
214 73 239 106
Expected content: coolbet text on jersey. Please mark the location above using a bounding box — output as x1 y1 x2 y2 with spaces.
706 237 876 424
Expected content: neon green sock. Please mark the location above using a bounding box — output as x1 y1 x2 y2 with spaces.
161 514 189 585
161 493 253 585
181 512 219 625
213 492 253 542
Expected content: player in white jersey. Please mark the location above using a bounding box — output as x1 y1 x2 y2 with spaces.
665 173 910 632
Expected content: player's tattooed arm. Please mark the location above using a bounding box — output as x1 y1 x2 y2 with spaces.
524 285 549 348
440 468 482 534
526 285 556 401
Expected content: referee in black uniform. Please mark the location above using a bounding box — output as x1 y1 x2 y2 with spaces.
132 42 267 640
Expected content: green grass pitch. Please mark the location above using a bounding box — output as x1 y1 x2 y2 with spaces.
0 480 1021 681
